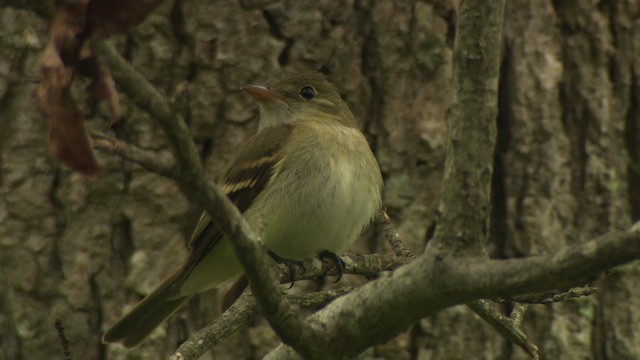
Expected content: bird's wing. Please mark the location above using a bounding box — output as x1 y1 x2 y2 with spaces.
175 124 294 286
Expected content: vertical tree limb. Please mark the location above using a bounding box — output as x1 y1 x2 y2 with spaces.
431 0 505 255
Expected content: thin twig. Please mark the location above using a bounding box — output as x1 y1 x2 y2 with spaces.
494 286 599 305
169 291 258 360
378 209 417 259
467 300 539 360
510 303 528 328
91 131 178 178
54 319 72 360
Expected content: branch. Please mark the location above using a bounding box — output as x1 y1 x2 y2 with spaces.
170 253 403 360
497 286 599 305
275 253 410 284
54 319 72 360
378 210 417 259
170 288 354 360
91 131 177 178
467 300 539 359
432 0 504 254
265 222 640 359
91 41 322 357
379 208 540 357
510 303 528 328
169 291 257 360
468 285 597 359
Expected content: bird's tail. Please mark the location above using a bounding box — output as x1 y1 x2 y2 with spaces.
102 272 188 348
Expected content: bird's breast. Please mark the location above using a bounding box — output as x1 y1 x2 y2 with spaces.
244 122 383 260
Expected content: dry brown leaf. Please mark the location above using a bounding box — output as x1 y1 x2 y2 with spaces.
39 42 103 178
39 2 104 178
39 0 162 176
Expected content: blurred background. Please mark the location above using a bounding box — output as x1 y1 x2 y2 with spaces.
0 0 639 359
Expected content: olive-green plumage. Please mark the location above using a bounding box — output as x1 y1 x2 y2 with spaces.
103 72 383 347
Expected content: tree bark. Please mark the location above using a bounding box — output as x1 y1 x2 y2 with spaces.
0 1 638 359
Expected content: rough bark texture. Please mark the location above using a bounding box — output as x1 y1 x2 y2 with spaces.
0 1 638 359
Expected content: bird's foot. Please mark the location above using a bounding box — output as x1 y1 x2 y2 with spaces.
318 250 346 283
268 250 305 288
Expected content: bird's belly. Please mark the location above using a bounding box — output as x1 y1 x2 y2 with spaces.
244 155 378 260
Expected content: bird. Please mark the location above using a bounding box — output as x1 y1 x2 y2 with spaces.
102 71 384 347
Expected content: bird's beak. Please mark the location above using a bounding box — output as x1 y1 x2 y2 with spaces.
241 84 287 103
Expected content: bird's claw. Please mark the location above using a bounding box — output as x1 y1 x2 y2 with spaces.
268 250 305 288
318 250 346 283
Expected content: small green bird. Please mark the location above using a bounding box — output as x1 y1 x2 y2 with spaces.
103 72 384 347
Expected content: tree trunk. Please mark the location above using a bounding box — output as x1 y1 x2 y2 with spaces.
0 0 638 359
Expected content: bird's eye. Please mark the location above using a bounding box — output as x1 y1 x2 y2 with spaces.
299 86 317 100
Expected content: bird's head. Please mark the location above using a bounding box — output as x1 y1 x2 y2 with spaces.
242 72 356 130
